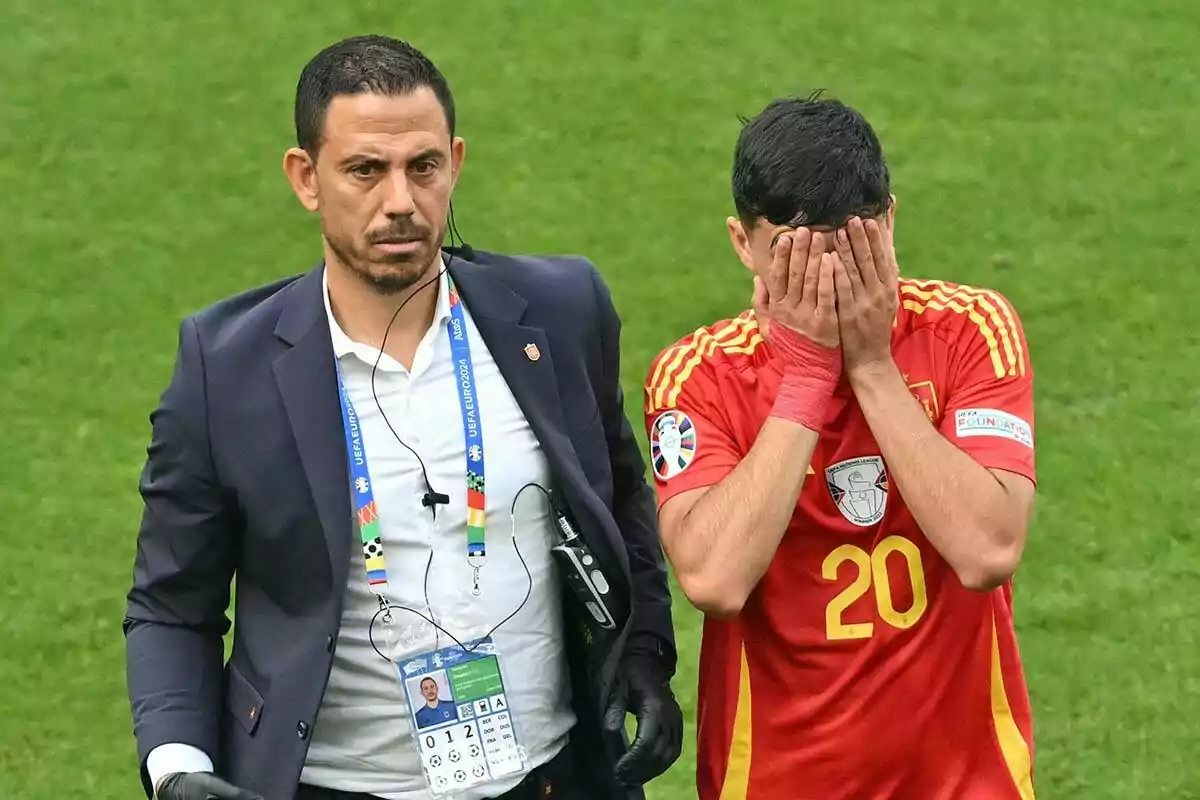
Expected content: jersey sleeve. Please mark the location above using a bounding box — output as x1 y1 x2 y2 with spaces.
643 345 742 509
937 289 1036 483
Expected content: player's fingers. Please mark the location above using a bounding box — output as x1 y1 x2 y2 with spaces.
751 275 772 338
822 252 843 311
847 217 874 290
832 224 854 263
863 219 890 290
765 233 792 301
867 218 899 293
794 230 822 306
784 228 812 304
833 225 861 288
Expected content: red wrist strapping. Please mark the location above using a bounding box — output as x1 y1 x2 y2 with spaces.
768 325 841 431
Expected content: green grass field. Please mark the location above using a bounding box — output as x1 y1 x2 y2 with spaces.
2 1 1198 798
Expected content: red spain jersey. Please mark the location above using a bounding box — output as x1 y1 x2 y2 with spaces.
644 278 1037 800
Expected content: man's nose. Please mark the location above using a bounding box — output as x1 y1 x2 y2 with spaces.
380 168 417 217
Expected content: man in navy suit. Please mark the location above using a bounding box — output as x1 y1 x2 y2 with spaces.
124 35 682 800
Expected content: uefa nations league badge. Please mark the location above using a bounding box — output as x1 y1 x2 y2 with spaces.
825 456 889 526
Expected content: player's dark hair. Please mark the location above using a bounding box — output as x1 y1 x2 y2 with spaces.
732 92 891 229
294 35 456 156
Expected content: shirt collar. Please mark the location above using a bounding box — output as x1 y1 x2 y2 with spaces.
322 260 453 361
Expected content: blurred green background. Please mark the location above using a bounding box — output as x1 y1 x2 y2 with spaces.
1 1 1197 797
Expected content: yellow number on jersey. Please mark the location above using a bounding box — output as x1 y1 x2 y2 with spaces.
821 535 929 641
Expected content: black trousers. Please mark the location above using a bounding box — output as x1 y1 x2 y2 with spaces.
294 737 589 800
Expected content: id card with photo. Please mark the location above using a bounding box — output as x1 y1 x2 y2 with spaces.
396 636 529 796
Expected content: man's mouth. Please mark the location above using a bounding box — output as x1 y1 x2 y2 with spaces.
372 237 423 252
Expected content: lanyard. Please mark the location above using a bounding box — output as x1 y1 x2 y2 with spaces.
334 274 488 604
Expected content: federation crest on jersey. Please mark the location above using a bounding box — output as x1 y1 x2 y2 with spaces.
825 456 889 527
649 410 696 480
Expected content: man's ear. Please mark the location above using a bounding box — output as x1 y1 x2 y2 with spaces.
726 216 756 272
283 147 320 213
450 136 466 190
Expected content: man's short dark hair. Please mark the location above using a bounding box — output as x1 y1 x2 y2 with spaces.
732 93 891 229
294 35 456 156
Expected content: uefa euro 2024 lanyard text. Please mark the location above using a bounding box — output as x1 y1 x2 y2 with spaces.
335 275 530 796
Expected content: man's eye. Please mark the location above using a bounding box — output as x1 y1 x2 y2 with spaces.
412 161 436 175
350 163 379 176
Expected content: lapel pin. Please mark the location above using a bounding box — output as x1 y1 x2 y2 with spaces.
523 343 541 362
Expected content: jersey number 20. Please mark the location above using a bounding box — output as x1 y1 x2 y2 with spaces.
822 535 928 640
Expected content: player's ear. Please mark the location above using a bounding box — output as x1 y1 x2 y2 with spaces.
885 195 897 249
726 216 756 272
284 147 320 213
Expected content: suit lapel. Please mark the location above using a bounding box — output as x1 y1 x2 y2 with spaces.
272 267 352 593
267 256 600 600
446 256 593 503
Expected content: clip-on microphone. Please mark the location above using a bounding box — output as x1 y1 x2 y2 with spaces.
422 491 450 508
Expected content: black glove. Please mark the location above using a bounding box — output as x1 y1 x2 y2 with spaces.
603 652 684 786
155 772 263 800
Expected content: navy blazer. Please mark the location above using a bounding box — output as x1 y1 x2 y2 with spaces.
123 247 676 800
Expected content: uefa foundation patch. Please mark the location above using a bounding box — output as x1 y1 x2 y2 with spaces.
650 410 696 480
954 408 1033 448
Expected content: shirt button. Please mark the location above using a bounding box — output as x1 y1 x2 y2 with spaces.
326 635 335 653
296 721 309 739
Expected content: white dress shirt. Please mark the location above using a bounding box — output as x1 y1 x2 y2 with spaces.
147 261 575 798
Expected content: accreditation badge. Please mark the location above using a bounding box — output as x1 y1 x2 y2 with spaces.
395 636 530 796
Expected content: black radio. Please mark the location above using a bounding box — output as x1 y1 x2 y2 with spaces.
547 495 617 631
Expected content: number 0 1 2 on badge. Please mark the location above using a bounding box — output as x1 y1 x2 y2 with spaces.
396 637 528 796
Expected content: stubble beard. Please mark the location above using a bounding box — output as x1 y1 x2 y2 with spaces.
326 227 445 297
